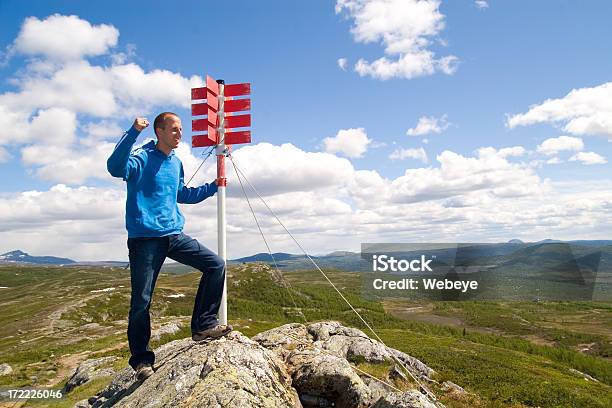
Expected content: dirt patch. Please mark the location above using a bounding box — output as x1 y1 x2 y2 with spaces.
521 334 556 347
576 342 597 354
90 341 128 356
384 301 464 326
45 350 91 387
43 341 128 389
383 301 504 336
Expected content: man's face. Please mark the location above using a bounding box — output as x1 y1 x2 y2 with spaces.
156 115 182 150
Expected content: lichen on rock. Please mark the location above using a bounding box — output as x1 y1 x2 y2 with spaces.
77 321 449 408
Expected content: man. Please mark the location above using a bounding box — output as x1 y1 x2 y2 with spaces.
107 113 232 381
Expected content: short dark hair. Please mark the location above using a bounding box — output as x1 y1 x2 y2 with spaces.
153 112 179 137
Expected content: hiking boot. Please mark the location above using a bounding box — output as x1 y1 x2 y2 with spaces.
135 362 154 381
192 324 233 342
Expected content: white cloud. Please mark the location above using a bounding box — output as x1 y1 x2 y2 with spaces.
546 157 562 165
475 1 489 9
387 147 544 203
0 184 123 232
0 106 30 143
0 61 117 117
354 53 457 80
12 14 119 61
369 140 387 148
0 14 204 185
21 142 116 184
336 0 458 80
536 136 584 156
29 107 77 145
0 106 77 148
507 82 612 137
2 142 612 260
0 184 128 261
497 146 526 158
350 146 543 207
110 63 202 116
389 147 428 163
569 152 607 165
407 114 449 136
337 58 348 71
110 43 137 65
323 128 371 158
0 61 202 119
228 142 357 197
81 120 124 142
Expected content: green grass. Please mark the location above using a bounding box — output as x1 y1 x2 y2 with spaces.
21 376 114 408
1 263 610 408
380 328 611 408
428 301 612 359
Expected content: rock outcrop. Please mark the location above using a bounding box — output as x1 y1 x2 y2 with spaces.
151 322 181 341
63 356 117 393
76 321 448 408
0 363 12 376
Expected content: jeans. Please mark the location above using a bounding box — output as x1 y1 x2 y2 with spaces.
126 232 225 370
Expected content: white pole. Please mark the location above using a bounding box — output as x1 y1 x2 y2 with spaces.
216 80 228 325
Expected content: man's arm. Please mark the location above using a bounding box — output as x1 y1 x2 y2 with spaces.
107 118 148 180
177 164 218 204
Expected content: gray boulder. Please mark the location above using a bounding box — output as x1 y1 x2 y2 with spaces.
371 391 437 408
252 323 313 360
151 322 181 341
63 356 117 393
362 376 396 404
309 321 392 363
287 349 372 407
79 321 450 408
0 363 12 376
441 380 466 394
269 321 434 380
254 322 438 407
84 332 300 408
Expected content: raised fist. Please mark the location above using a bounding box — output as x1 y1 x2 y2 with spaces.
133 117 149 132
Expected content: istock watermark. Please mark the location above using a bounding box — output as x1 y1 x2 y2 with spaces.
372 254 433 272
360 243 610 301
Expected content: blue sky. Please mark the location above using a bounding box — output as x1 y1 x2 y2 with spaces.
0 1 611 260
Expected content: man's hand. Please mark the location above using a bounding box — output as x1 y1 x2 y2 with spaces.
133 117 149 132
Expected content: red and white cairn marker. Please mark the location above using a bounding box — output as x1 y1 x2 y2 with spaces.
191 75 251 325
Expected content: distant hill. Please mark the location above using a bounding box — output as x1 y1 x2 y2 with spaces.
326 251 358 257
508 239 524 244
0 250 76 265
3 240 611 272
231 252 311 263
567 240 612 247
230 251 365 271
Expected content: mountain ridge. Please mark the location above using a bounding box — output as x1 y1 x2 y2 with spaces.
3 239 611 267
0 250 76 265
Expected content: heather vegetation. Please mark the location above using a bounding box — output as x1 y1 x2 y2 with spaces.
0 263 610 407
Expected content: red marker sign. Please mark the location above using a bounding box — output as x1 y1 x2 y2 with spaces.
224 114 251 129
190 74 253 326
206 75 219 96
191 74 252 148
191 87 207 100
224 83 250 97
191 103 208 116
224 130 251 144
225 98 251 113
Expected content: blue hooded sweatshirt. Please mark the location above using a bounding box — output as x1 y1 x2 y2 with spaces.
107 126 217 238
